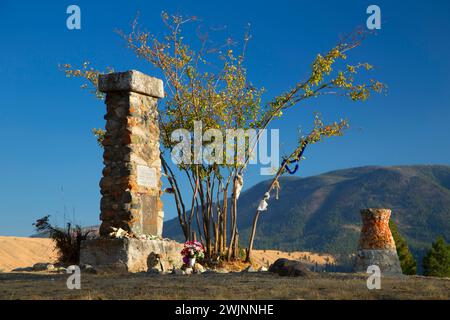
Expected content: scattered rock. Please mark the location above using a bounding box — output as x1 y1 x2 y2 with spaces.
201 270 217 275
108 227 132 239
54 262 66 268
171 268 185 275
33 263 55 271
139 234 161 241
80 264 97 274
147 268 161 275
194 263 206 274
269 258 313 277
12 267 34 272
258 266 268 272
53 266 67 273
214 268 229 274
158 253 179 273
243 265 257 273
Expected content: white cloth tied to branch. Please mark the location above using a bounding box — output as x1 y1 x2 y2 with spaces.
235 174 244 199
272 180 280 200
257 192 271 211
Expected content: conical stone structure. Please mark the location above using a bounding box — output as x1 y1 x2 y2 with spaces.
354 208 402 275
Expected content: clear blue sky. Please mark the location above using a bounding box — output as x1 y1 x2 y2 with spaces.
1 1 449 236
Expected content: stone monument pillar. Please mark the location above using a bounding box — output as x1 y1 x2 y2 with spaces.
80 71 184 273
97 70 164 237
354 208 402 275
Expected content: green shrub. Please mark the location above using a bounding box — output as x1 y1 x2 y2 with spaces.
422 236 450 277
390 220 417 275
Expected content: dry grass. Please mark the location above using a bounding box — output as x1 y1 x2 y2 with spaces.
251 250 335 268
217 260 252 272
0 272 448 300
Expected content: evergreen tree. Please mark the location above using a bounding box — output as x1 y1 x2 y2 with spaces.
389 220 417 275
422 236 450 277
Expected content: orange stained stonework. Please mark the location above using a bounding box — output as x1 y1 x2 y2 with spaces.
358 208 396 250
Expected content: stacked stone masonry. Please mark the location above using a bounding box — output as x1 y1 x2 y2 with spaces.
98 70 165 237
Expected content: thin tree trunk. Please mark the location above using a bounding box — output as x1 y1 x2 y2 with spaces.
246 210 260 262
161 155 189 240
227 182 238 260
213 221 219 255
232 195 238 259
222 189 228 253
194 200 204 243
246 142 308 262
234 232 239 259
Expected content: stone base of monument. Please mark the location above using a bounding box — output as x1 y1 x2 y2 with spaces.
354 249 403 276
80 238 184 273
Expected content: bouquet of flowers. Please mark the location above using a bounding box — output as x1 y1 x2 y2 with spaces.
181 241 205 267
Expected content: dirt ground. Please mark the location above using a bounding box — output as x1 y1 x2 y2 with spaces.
0 236 448 300
0 271 448 300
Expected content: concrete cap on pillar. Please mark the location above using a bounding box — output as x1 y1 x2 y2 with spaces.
98 70 164 98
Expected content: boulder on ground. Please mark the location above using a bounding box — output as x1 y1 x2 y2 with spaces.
269 258 313 277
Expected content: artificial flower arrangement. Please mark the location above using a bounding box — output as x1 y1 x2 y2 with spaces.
181 241 205 267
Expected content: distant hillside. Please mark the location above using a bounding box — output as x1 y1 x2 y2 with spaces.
164 165 450 266
0 237 57 272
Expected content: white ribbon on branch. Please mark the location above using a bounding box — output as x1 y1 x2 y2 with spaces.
235 174 244 199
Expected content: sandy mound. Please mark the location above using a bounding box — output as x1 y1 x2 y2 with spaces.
0 237 58 272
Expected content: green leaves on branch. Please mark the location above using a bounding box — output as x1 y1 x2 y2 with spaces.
310 48 346 86
59 62 113 99
261 43 386 133
279 114 348 176
92 128 106 147
305 114 349 145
